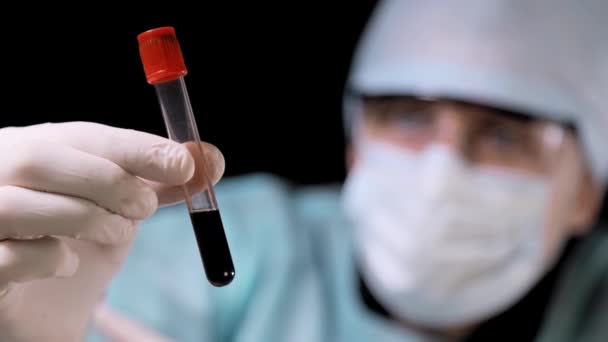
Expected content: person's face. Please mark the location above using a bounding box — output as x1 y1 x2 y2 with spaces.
347 96 603 259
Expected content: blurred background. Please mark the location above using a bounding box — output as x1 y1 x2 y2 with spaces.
0 1 378 185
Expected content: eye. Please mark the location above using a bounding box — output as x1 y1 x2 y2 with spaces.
488 125 517 146
481 122 529 153
392 110 433 129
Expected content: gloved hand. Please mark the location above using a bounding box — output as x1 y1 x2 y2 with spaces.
0 121 225 342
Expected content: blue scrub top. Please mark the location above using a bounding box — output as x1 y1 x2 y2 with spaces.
90 173 608 342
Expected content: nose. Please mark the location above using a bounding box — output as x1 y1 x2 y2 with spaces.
433 103 470 154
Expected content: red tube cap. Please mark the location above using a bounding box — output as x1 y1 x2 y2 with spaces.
137 26 188 84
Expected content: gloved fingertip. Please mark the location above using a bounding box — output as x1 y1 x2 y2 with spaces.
0 285 11 299
135 185 160 219
55 249 80 278
162 143 196 185
179 145 196 183
141 142 195 185
205 142 226 185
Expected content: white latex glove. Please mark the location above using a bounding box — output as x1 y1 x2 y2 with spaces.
0 121 225 342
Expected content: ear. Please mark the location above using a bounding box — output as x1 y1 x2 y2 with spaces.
569 170 604 235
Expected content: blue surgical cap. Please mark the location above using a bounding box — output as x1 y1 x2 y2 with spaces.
345 0 608 184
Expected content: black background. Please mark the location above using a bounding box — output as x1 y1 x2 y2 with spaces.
0 1 378 185
6 4 603 338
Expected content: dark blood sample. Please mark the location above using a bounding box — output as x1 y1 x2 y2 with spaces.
189 210 235 287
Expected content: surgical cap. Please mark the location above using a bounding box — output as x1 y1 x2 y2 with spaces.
345 0 608 184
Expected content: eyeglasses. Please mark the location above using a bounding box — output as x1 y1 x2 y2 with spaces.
358 95 574 175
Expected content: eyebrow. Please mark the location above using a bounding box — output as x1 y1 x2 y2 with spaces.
356 92 577 132
361 94 553 122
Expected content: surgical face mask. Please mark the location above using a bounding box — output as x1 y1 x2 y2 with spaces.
342 139 555 327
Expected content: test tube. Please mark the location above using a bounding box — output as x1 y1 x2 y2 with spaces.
137 26 235 287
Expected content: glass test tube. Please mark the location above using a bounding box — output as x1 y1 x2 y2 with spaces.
137 26 235 287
